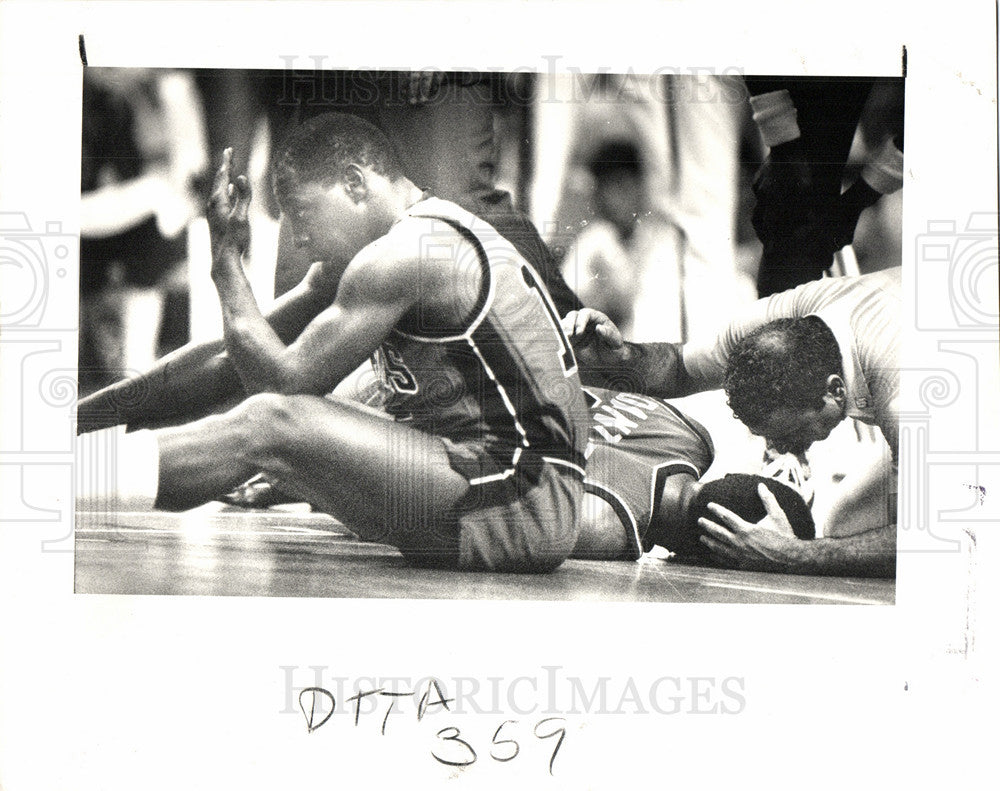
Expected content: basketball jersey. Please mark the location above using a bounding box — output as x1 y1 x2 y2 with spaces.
582 386 715 557
371 197 590 485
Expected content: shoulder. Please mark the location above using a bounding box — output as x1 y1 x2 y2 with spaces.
796 268 900 309
383 212 477 263
338 216 473 303
335 232 422 305
861 266 901 294
839 270 901 358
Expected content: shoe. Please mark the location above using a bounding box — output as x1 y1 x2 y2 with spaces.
219 474 291 509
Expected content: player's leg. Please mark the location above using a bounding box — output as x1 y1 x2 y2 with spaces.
78 393 471 551
155 393 470 543
573 471 702 560
78 260 340 433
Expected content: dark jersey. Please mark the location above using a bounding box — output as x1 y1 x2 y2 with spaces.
582 386 714 557
371 197 590 485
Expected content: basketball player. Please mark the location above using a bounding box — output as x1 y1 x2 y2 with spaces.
572 385 815 562
76 113 590 573
563 269 899 576
215 380 816 565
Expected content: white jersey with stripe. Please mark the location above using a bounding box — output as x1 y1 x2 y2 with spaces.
370 197 590 483
682 268 900 454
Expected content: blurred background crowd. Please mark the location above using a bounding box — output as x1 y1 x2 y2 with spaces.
79 67 904 397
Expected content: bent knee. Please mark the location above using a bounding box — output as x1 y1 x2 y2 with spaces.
234 393 299 467
236 392 295 432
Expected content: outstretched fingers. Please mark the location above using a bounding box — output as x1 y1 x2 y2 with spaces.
232 174 252 222
757 483 783 519
594 318 624 349
209 148 236 219
704 502 750 534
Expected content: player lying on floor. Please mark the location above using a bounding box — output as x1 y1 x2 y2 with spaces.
222 384 816 564
574 386 817 562
76 112 593 573
562 269 899 577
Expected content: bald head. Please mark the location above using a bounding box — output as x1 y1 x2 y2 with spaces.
724 316 844 431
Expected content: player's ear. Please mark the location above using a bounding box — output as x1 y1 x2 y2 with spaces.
342 163 368 203
825 374 847 406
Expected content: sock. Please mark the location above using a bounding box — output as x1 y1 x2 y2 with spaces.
76 426 160 511
861 135 904 195
749 89 801 148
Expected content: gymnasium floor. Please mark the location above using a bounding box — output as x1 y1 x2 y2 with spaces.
73 388 895 604
74 504 894 604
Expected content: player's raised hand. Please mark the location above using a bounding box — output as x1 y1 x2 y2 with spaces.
561 308 628 369
207 147 252 259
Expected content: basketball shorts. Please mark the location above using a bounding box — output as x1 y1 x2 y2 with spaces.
395 438 584 573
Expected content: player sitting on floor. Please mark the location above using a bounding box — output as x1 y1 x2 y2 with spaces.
75 112 591 573
219 382 815 565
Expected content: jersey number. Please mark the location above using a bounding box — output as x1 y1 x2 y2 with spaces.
521 264 576 375
378 344 418 394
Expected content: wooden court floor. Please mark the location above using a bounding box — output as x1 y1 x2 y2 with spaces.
74 505 894 604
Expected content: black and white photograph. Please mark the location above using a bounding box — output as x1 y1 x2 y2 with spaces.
0 1 996 788
73 66 902 603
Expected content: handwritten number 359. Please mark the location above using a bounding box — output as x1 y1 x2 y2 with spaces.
431 718 566 775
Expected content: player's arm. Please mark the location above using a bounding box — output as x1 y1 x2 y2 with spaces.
75 261 341 433
561 309 696 396
562 278 829 398
203 147 414 395
799 526 896 577
702 520 896 577
698 483 896 577
218 233 417 396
